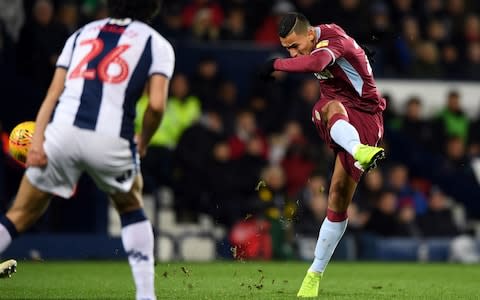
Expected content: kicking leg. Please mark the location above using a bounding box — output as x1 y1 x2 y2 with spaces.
297 155 357 297
324 100 384 172
0 175 52 278
111 174 156 300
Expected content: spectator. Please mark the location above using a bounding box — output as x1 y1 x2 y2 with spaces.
411 41 444 78
57 1 79 34
182 0 224 41
364 189 413 237
387 163 429 215
436 90 470 143
465 41 480 80
17 0 69 94
255 0 295 45
398 96 434 150
220 4 250 41
173 110 225 221
294 172 328 236
441 44 463 79
190 56 221 110
253 164 294 259
288 78 320 145
0 0 24 42
355 168 384 211
135 73 201 190
417 187 461 237
228 110 269 160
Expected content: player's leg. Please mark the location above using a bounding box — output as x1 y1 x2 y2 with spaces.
110 174 156 300
322 100 384 171
0 175 52 278
297 155 356 297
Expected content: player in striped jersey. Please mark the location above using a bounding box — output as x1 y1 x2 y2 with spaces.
0 1 174 299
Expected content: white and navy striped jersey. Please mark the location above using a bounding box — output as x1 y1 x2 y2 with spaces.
53 18 175 142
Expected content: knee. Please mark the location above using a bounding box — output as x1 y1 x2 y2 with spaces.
323 101 348 123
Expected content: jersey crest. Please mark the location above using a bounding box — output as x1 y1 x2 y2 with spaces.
314 69 334 80
315 40 329 48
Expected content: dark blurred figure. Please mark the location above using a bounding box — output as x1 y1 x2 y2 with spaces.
329 0 368 41
465 41 480 80
393 16 421 75
387 163 428 215
280 122 316 197
411 41 444 78
249 58 291 135
190 56 221 110
364 189 414 237
441 44 463 79
0 0 24 42
57 1 79 34
214 80 238 135
155 2 187 40
398 96 435 150
17 0 69 94
174 110 225 221
294 172 328 236
220 4 250 41
288 78 320 145
182 0 224 41
355 168 384 211
293 0 324 25
417 187 461 237
255 0 295 45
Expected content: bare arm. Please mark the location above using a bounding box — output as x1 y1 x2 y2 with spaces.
137 74 170 157
273 49 333 73
26 68 66 167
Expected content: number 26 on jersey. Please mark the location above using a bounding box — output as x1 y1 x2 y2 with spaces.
69 38 130 84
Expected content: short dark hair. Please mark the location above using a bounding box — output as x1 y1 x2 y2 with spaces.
278 13 310 38
107 0 160 23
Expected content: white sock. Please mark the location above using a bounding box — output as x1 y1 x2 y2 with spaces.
121 220 156 300
0 223 12 253
309 218 348 273
330 120 361 156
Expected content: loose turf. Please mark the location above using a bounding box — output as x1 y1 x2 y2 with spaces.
2 261 479 299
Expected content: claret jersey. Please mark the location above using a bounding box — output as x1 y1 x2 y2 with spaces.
54 18 175 142
311 23 385 113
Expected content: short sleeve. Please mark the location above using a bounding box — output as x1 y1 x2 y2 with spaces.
56 29 81 69
149 34 175 79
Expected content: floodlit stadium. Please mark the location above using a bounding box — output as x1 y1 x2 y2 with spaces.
1 0 480 299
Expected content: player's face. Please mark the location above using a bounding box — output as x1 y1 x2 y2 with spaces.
280 29 316 57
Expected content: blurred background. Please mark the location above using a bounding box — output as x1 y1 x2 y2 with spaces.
0 0 479 263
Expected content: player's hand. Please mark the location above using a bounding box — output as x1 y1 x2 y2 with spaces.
26 144 48 167
258 59 277 81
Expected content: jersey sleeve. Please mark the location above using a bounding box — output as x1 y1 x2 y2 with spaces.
56 30 81 69
310 38 344 66
149 34 175 79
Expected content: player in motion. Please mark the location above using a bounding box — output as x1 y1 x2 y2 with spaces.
260 13 385 297
0 1 174 299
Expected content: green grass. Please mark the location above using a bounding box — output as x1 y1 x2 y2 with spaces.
2 260 480 299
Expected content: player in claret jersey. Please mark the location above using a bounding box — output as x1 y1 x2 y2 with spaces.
0 1 174 299
259 13 386 297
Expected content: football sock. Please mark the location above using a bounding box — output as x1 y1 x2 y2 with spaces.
121 209 156 300
309 215 348 273
0 216 18 253
330 119 361 156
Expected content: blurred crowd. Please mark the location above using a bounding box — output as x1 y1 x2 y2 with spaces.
0 0 479 260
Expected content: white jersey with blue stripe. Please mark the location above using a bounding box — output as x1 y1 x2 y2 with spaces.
54 18 175 142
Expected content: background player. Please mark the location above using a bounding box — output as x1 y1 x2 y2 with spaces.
259 13 385 297
0 1 174 299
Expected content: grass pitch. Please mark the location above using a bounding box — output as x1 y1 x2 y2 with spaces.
2 260 479 299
